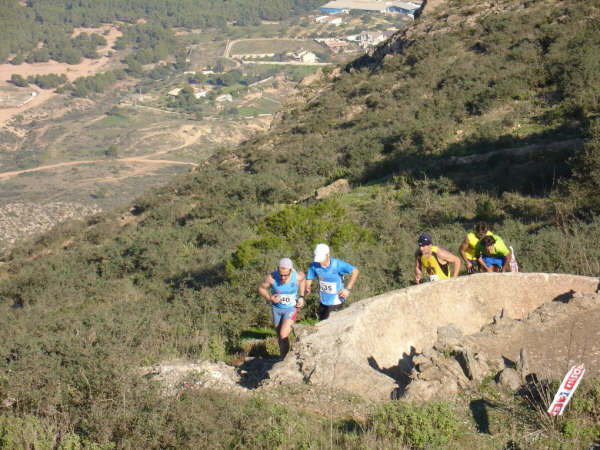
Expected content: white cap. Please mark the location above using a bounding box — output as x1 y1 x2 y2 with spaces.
313 243 330 263
278 257 293 269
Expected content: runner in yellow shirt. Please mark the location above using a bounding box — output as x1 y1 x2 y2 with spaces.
458 222 493 274
415 233 461 284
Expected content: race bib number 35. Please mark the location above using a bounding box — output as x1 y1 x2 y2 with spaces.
319 281 338 294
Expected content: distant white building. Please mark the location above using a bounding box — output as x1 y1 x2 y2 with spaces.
300 51 317 63
289 50 318 63
347 31 386 45
215 94 233 102
320 0 422 16
167 88 182 97
315 15 343 25
194 90 208 99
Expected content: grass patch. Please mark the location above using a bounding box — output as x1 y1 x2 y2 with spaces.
240 327 276 340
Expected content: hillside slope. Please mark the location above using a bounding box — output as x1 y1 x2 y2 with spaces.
1 0 600 447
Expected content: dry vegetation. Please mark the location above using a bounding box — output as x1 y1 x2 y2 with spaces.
1 0 600 447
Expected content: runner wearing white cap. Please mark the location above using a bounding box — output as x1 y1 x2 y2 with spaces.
305 243 359 321
258 257 305 359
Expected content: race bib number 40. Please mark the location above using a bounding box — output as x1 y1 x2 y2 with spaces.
319 281 338 294
278 293 296 306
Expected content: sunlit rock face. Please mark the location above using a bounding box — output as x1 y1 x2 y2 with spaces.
267 273 599 401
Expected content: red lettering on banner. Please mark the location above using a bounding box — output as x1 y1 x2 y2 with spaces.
565 371 583 389
548 364 586 416
550 404 563 415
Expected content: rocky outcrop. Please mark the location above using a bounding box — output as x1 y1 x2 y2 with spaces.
402 324 490 402
266 273 599 402
140 359 249 395
315 179 351 200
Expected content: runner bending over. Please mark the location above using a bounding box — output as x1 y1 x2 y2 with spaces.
475 235 512 272
258 258 305 359
415 233 461 284
305 243 358 321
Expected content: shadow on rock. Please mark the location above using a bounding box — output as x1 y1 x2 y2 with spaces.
552 289 576 303
367 346 416 399
236 357 279 389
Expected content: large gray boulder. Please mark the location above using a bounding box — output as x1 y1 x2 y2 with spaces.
266 273 599 401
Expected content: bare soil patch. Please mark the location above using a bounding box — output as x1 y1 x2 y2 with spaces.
0 86 54 126
0 25 122 126
423 0 446 14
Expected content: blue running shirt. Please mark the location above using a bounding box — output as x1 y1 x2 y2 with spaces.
271 270 298 309
307 258 355 306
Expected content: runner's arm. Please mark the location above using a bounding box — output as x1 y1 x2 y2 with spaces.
304 278 313 298
258 274 276 304
458 236 472 270
415 252 422 284
340 267 358 299
502 252 512 272
436 247 461 278
305 264 315 298
296 271 306 308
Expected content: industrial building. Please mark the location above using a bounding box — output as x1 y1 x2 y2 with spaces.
319 0 422 16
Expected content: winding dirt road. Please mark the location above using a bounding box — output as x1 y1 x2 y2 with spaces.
0 157 197 181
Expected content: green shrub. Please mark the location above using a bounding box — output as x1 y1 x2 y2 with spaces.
226 199 375 281
369 401 459 449
475 195 502 222
0 415 55 450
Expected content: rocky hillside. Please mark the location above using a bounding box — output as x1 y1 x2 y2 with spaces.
1 0 600 447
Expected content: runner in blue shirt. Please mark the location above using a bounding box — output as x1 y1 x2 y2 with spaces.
258 257 305 359
305 243 359 321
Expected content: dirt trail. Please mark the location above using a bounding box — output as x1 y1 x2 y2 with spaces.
0 157 197 181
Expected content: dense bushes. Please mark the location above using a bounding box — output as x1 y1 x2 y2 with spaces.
27 73 68 89
370 402 459 449
69 69 126 97
0 0 324 63
2 0 600 447
566 119 600 215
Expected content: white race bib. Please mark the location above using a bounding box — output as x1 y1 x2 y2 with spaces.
319 280 338 294
427 274 440 282
278 293 296 306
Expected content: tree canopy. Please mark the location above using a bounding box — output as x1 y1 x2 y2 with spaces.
0 0 324 62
